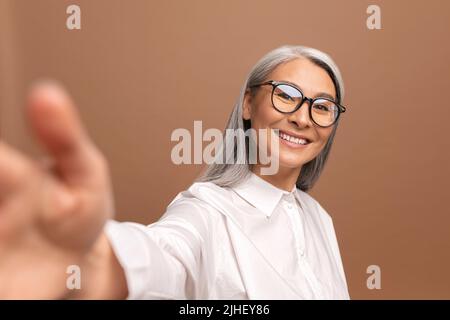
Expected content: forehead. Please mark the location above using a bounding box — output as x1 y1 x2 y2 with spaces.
268 58 336 100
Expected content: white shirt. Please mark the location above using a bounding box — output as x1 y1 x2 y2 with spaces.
105 172 350 299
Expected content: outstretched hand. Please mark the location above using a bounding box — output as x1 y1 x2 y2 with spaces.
0 82 115 298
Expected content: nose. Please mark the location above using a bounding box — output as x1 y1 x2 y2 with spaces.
287 100 313 128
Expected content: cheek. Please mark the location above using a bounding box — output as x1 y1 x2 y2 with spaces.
313 127 333 152
251 101 283 129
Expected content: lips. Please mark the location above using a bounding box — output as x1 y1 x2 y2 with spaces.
275 130 312 146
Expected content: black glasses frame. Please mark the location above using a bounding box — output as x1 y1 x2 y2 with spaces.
249 80 347 128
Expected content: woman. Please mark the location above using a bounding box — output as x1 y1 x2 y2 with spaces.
0 45 348 299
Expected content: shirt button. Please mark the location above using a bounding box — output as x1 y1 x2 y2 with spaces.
299 249 305 257
286 203 293 210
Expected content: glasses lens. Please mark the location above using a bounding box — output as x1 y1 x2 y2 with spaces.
272 84 302 112
311 99 339 126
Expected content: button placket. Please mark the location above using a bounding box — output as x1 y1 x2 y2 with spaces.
295 203 306 259
298 257 324 298
283 196 306 261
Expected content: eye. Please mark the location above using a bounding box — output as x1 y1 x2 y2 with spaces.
276 91 294 101
313 104 330 111
312 99 338 114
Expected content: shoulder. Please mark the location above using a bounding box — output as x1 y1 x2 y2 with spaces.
161 181 232 223
168 181 232 208
296 189 343 254
296 188 333 224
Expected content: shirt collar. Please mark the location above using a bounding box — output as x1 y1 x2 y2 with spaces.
232 172 297 217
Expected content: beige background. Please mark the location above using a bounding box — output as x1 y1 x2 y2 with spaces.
1 0 449 299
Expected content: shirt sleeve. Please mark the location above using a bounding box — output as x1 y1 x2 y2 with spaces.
104 200 210 299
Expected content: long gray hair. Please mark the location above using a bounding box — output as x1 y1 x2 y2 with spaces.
196 45 345 192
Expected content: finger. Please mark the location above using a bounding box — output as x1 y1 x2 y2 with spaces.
0 142 35 201
37 156 55 171
0 143 80 241
0 142 42 241
26 80 103 187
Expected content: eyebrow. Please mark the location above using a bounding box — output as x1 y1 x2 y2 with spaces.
283 80 336 102
314 92 336 101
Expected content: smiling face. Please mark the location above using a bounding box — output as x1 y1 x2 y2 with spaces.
243 57 337 174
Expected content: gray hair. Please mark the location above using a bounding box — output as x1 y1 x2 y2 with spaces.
196 45 345 192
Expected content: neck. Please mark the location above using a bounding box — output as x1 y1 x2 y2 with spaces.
251 164 301 192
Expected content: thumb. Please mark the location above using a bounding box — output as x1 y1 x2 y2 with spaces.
26 80 103 187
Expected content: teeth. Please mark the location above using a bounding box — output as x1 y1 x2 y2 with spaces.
278 131 309 145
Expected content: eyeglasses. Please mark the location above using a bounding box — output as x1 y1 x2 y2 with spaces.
249 80 347 128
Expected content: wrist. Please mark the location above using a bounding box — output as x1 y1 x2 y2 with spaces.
64 231 127 299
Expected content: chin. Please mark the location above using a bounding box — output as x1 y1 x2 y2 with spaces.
278 157 307 170
277 150 311 167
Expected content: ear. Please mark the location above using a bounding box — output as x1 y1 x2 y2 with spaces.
242 89 253 121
